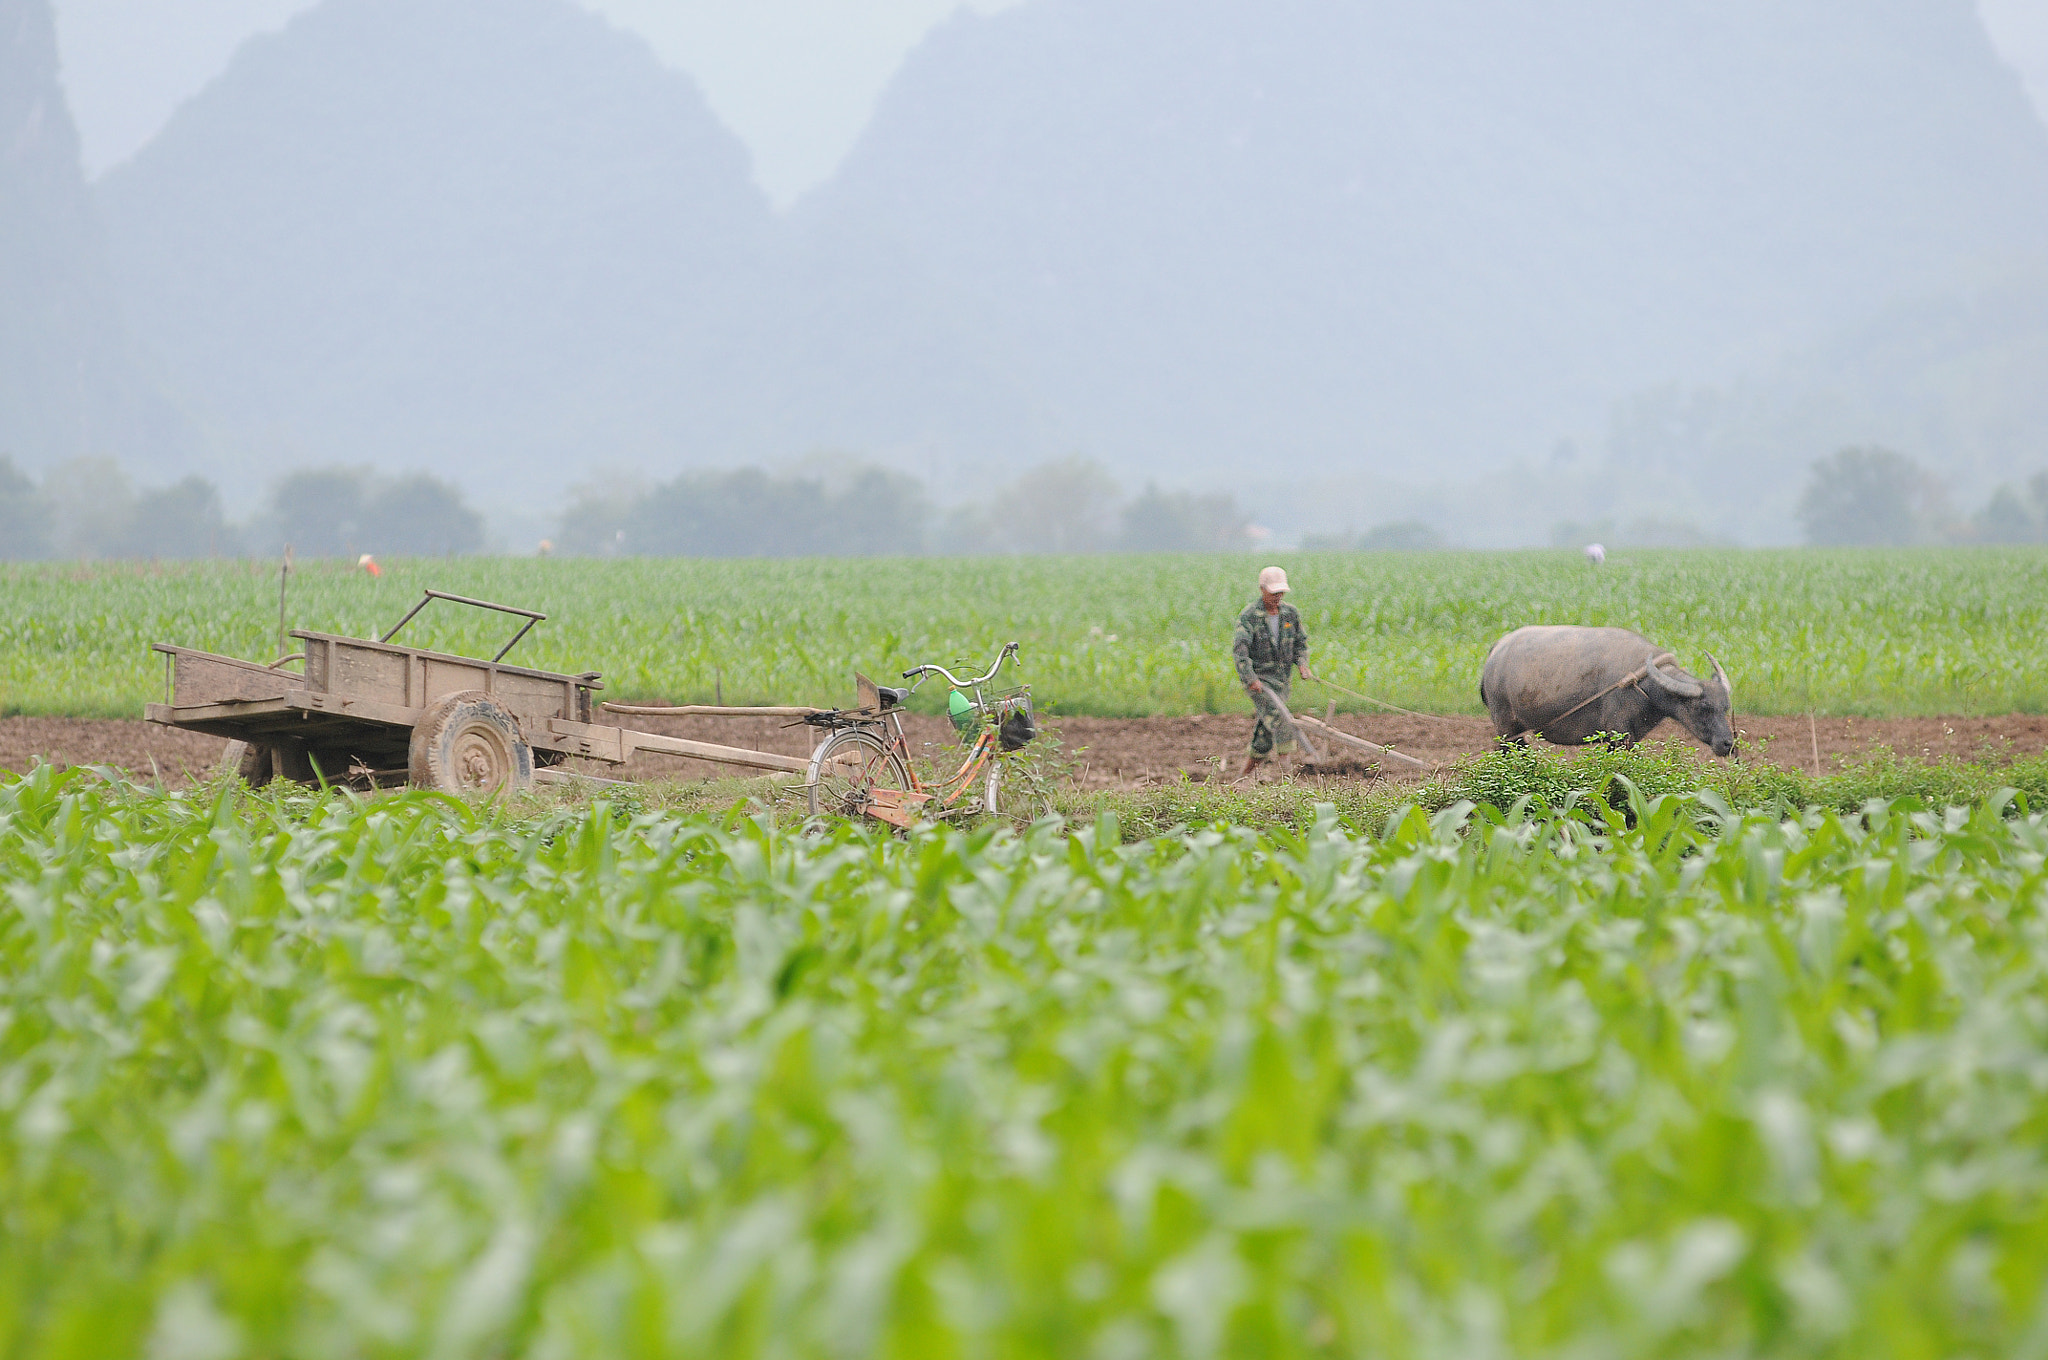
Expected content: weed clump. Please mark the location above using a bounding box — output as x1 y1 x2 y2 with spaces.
1060 740 2048 840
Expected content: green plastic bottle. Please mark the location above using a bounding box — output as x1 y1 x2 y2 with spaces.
948 689 978 732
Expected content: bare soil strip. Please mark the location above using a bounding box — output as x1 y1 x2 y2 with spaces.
1049 712 2048 788
6 712 2046 792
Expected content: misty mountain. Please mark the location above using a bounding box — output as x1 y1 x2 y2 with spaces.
0 0 180 470
761 0 2048 497
88 0 2048 540
98 0 770 496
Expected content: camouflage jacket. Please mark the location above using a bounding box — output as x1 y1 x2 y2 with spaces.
1232 599 1308 685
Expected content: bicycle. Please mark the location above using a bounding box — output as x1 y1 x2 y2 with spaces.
803 641 1035 827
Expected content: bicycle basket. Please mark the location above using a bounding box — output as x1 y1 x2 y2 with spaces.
994 690 1037 750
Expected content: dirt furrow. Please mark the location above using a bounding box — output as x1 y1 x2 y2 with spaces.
6 711 2045 791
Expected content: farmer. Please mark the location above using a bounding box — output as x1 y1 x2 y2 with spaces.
1233 565 1314 776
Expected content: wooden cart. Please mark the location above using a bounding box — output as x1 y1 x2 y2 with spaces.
146 590 821 793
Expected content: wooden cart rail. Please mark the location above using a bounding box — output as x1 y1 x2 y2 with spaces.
547 719 812 775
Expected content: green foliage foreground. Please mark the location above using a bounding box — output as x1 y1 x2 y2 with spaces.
6 766 2048 1357
1070 739 2048 843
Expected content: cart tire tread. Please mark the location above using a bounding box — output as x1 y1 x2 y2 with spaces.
409 690 534 795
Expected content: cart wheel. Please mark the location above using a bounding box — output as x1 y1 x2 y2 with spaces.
408 691 533 795
219 740 273 787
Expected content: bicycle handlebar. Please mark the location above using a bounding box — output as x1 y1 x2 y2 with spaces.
903 641 1020 689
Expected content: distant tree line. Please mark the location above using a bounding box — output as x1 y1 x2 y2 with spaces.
0 456 237 560
1796 447 2048 546
559 465 931 557
11 444 2040 560
261 468 484 557
1300 522 1449 552
0 457 484 560
555 457 1261 556
1537 447 2048 552
0 452 1264 561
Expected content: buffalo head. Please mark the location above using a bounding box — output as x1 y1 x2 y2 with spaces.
1643 652 1735 757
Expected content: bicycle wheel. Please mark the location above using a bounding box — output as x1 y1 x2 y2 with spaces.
807 729 914 821
983 758 1000 817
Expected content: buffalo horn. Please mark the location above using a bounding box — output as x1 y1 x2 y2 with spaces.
1709 653 1731 703
1642 651 1704 699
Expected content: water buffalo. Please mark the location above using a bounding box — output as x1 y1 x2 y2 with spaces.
1479 625 1735 757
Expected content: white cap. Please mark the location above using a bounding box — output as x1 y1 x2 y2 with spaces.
1258 566 1289 594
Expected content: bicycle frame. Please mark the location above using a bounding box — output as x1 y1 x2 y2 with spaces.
895 640 1022 806
808 643 1025 827
918 720 1002 807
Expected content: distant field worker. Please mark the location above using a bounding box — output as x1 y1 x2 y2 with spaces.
1233 565 1315 776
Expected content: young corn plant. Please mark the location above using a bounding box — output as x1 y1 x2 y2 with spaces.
4 765 2048 1356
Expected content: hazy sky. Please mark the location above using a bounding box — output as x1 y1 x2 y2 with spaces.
51 0 2048 204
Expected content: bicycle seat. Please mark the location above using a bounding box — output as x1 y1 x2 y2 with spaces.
854 671 910 713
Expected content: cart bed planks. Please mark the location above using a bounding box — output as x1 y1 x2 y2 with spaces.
147 589 823 794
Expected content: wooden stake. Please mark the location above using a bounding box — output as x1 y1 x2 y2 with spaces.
604 703 826 718
1809 712 1821 777
276 545 293 659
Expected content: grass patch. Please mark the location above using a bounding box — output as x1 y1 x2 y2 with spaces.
1057 741 2048 840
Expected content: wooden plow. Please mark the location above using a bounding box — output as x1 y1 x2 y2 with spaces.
1296 712 1431 772
1268 693 1431 773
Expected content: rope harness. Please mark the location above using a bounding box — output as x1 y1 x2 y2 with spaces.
1309 674 1462 725
1308 655 1679 733
1535 652 1676 732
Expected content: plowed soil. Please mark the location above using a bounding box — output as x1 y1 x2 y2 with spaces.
6 711 2046 791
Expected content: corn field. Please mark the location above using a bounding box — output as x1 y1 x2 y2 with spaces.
5 764 2047 1356
5 547 2046 718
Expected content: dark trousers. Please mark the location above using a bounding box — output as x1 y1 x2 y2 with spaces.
1247 673 1297 759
